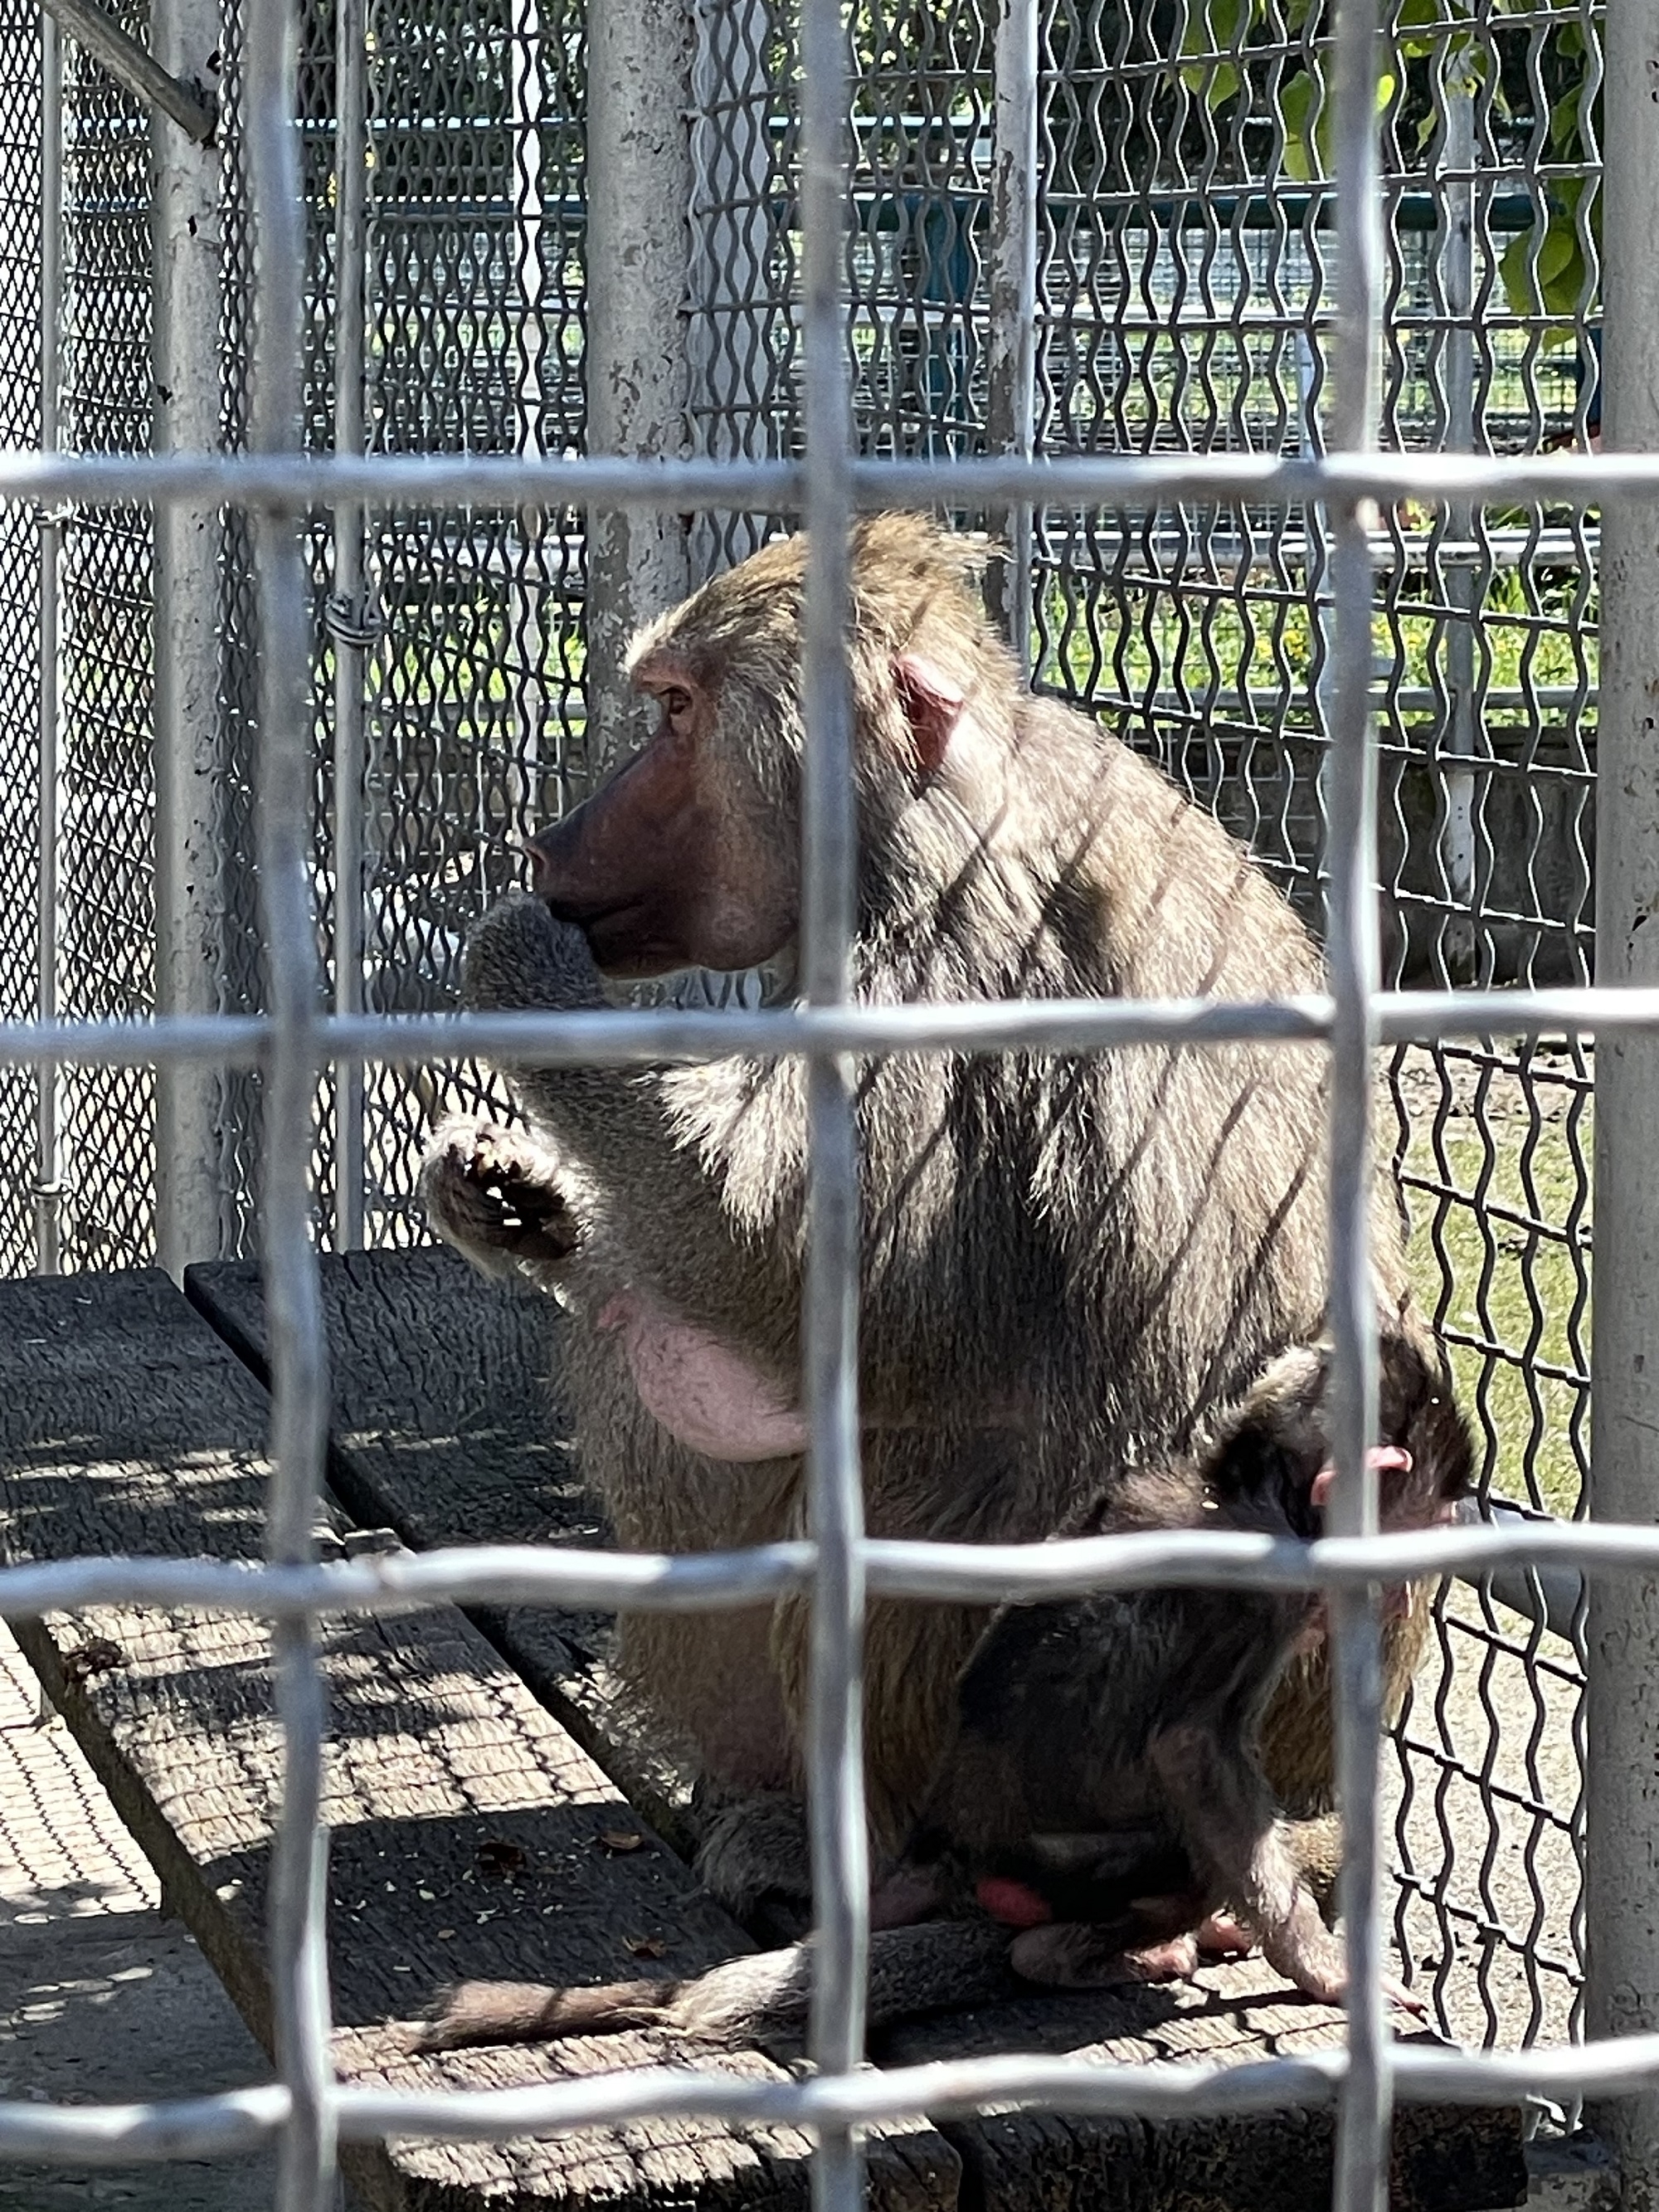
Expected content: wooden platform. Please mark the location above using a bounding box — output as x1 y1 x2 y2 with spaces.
189 1251 691 1848
0 1257 1527 2212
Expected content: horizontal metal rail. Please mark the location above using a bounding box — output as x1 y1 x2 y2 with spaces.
16 2020 1659 2167
0 1518 1647 1623
0 448 1655 511
0 987 1646 1072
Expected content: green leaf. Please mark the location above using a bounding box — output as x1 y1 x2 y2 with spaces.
1395 0 1438 56
1277 59 1394 174
1279 66 1319 176
1178 0 1253 104
1498 203 1596 320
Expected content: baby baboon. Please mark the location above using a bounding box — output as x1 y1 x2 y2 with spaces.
876 1328 1468 2005
416 1334 1469 2055
421 514 1462 1922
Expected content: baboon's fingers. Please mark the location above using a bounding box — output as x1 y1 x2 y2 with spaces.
1009 1921 1199 1989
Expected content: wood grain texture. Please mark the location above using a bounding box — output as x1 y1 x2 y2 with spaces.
187 1251 692 1844
183 1248 1528 2212
0 1269 955 2212
882 1963 1525 2212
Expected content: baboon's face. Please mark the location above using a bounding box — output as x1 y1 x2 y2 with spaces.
526 654 798 978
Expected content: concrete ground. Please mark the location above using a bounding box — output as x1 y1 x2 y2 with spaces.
0 1621 279 2212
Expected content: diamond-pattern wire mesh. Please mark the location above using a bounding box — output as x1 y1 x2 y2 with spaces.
349 0 589 1244
56 7 157 1274
1016 0 1599 2052
0 2 39 1279
0 0 1602 2068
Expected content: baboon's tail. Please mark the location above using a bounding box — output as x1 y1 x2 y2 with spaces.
415 1976 676 2051
415 1919 1017 2054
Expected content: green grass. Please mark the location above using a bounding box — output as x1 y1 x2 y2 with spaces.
1046 566 1598 718
1397 1084 1591 1518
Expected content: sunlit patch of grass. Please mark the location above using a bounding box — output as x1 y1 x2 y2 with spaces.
1396 1071 1591 1519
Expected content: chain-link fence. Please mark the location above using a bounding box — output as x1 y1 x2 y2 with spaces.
2 0 1655 2200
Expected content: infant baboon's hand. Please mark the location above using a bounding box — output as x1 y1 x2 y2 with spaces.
693 1791 815 1943
420 1114 581 1283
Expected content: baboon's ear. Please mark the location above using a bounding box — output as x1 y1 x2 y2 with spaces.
892 653 966 777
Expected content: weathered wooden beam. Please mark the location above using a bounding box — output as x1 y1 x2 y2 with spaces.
187 1251 694 1853
39 0 216 142
0 1269 956 2212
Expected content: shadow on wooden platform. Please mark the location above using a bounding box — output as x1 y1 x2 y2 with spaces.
0 1257 1528 2212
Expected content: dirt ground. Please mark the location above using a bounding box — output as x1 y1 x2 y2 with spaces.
1388 1591 1582 2054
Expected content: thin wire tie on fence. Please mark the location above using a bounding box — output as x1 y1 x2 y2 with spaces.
1322 0 1390 2183
246 0 338 2203
798 0 868 2202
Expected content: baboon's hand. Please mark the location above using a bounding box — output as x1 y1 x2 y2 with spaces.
462 891 606 1016
693 1791 815 1944
420 1114 581 1285
1009 1922 1200 1987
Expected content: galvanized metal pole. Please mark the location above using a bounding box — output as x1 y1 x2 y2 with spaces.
1587 0 1659 2190
246 0 337 2198
584 0 692 770
1324 0 1387 2195
987 0 1038 663
331 0 367 1250
34 7 64 1277
798 0 866 2201
151 0 225 1280
39 0 215 142
1438 72 1478 986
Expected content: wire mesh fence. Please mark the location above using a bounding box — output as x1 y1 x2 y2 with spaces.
0 0 1647 2199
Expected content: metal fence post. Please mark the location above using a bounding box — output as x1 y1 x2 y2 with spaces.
1587 0 1659 2191
35 8 64 1278
987 0 1038 663
331 0 367 1251
584 0 693 767
151 0 225 1279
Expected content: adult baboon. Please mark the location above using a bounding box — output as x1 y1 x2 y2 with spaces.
422 514 1448 1927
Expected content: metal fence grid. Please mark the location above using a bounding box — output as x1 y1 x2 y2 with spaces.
8 0 1659 2201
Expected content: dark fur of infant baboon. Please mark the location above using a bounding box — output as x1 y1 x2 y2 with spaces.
891 1328 1469 2002
421 513 1464 1919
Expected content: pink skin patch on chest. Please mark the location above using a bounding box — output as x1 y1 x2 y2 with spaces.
599 1290 810 1464
975 1876 1054 1928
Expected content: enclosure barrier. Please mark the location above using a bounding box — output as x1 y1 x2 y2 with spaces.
6 0 1659 2200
